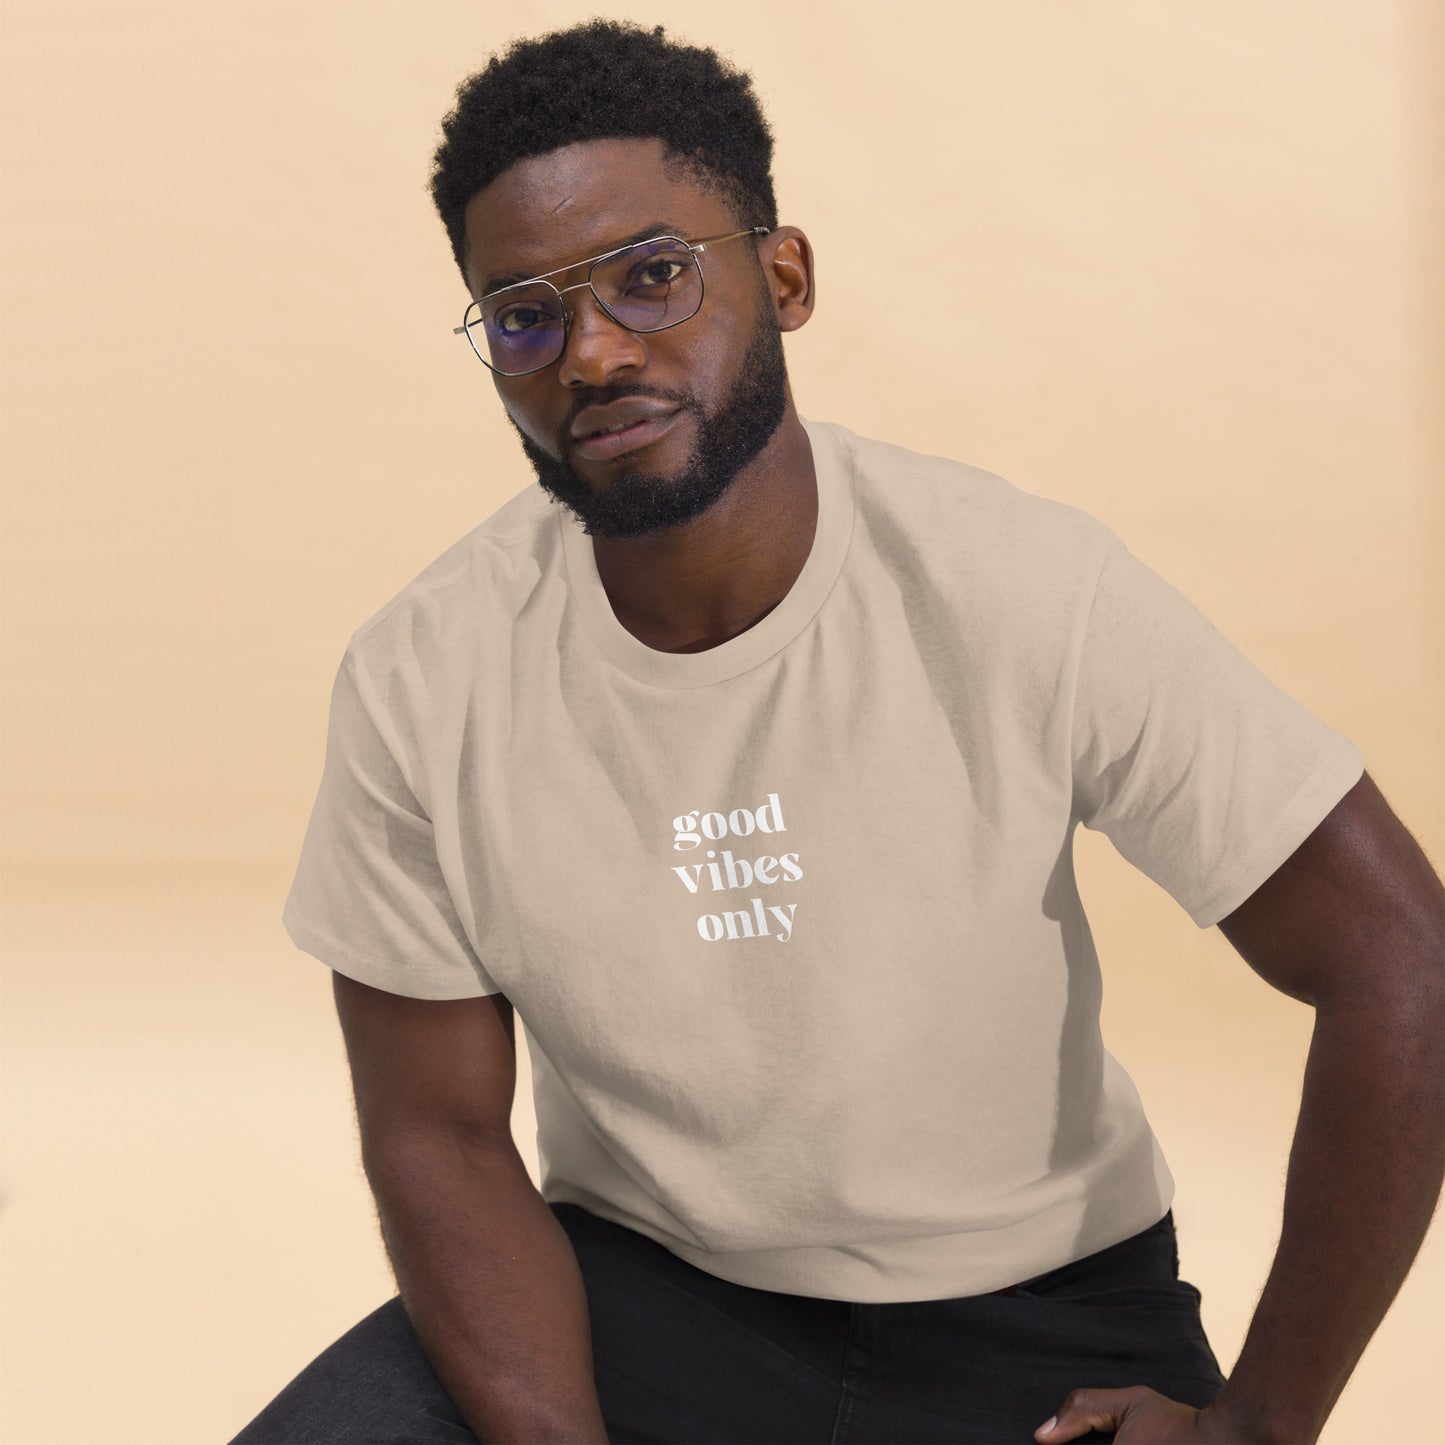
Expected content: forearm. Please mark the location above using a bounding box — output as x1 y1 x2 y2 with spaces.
1209 989 1445 1444
368 1131 610 1445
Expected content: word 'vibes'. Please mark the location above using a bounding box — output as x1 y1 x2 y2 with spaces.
669 792 803 944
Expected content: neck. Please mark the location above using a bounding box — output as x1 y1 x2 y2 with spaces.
591 405 817 654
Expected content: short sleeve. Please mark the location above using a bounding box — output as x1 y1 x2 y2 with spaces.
281 647 502 999
1070 534 1365 929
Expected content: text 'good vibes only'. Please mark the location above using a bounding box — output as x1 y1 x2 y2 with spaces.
668 792 803 944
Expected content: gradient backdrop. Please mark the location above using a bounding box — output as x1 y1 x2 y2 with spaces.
2 2 1442 1442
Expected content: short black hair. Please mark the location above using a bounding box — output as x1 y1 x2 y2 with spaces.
428 18 779 291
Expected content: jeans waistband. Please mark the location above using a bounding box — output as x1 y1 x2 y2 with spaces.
986 1209 1176 1296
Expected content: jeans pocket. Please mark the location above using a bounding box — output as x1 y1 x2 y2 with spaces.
1015 1278 1203 1311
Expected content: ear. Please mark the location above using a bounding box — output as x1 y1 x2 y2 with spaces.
761 226 815 332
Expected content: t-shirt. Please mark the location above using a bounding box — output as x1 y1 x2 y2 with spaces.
281 414 1364 1302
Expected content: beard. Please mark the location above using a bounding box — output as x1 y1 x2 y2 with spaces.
504 300 791 540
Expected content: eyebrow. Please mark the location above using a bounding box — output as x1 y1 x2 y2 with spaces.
480 221 688 297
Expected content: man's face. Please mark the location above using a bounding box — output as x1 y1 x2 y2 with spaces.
461 137 791 540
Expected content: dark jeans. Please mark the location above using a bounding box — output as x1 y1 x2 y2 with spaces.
230 1202 1226 1444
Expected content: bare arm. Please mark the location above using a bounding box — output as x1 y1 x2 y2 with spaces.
1034 770 1445 1445
333 971 610 1444
1204 771 1445 1444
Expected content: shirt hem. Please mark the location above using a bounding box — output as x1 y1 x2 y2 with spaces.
280 903 501 1001
1186 739 1365 929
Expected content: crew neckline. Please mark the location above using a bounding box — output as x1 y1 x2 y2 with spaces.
557 414 855 689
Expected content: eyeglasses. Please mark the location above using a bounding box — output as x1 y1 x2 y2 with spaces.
452 226 770 377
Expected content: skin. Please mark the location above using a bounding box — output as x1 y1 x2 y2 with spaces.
460 136 817 654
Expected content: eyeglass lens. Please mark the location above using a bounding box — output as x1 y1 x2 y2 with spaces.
463 237 703 374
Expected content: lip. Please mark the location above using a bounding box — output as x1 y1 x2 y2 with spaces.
571 408 683 461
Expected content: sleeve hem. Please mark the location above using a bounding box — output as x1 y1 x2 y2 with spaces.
1185 741 1366 930
281 903 503 1001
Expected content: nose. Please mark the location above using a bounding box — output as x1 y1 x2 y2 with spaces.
555 285 649 389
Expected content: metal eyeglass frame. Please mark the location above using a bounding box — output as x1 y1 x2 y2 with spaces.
452 226 771 376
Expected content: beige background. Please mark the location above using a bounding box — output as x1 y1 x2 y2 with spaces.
2 2 1441 1442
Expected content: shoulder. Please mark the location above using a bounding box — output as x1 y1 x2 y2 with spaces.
814 416 1117 619
344 481 556 679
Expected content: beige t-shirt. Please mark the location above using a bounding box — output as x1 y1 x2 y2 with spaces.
282 415 1364 1302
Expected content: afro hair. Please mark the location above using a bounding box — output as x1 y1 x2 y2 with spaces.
428 18 780 289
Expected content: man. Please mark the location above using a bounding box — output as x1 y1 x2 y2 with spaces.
232 19 1445 1445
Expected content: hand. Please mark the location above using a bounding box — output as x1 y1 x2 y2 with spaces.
1035 1386 1252 1443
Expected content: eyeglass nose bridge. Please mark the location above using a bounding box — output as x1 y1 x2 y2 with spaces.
517 279 635 377
548 274 665 337
550 276 604 335
525 270 699 374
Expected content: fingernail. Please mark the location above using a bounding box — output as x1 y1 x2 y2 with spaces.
1038 1418 1057 1436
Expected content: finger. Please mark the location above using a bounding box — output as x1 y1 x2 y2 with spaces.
1036 1386 1144 1441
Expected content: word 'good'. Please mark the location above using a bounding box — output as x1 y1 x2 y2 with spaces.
673 792 786 851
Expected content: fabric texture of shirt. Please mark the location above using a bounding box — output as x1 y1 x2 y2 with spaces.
282 415 1365 1302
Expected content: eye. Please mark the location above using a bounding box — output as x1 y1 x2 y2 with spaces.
496 304 552 334
626 257 689 291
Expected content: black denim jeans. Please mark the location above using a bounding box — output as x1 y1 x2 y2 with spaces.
229 1202 1226 1444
